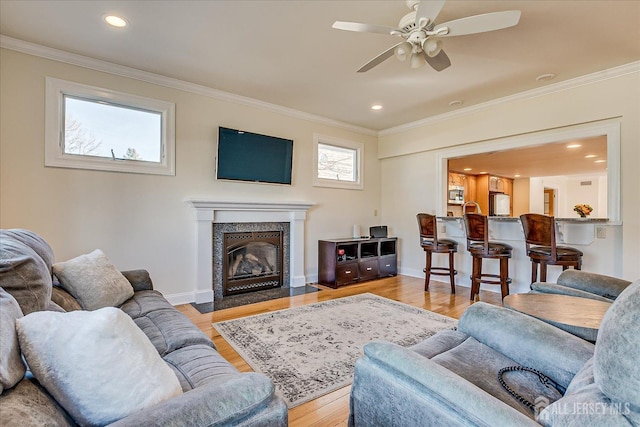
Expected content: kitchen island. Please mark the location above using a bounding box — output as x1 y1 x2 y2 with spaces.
436 216 618 295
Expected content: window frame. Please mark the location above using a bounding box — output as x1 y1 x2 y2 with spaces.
313 134 364 190
45 77 176 176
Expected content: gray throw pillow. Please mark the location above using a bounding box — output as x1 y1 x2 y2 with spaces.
0 288 26 393
16 307 183 425
52 249 134 310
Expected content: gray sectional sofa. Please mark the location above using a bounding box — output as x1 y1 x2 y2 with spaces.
0 229 288 426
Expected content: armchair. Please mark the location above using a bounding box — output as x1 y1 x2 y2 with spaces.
530 269 631 302
349 279 640 426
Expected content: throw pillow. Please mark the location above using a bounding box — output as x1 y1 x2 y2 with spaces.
16 307 182 426
52 249 134 310
0 288 26 393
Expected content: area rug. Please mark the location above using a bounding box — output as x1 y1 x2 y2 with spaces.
213 293 457 408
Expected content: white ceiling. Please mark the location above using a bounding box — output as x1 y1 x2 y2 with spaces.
448 135 608 178
1 1 639 131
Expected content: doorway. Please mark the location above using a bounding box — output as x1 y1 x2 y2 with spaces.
544 188 555 216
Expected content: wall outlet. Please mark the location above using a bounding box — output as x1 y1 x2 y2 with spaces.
596 227 606 239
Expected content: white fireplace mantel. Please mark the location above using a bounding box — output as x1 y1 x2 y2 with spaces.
187 199 315 304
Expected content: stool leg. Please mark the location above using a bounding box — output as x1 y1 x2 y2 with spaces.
540 261 548 282
499 258 509 299
531 260 538 284
424 251 432 292
576 258 582 270
471 256 481 300
448 251 456 294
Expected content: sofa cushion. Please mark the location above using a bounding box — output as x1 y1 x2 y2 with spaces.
163 344 239 391
133 308 215 356
119 289 175 318
0 378 75 427
431 336 563 418
0 229 55 275
593 279 640 408
50 286 82 312
52 249 134 310
0 237 51 315
538 357 639 426
0 289 25 393
409 329 468 359
16 307 182 426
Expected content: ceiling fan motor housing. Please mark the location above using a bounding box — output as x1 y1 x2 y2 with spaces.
398 11 417 33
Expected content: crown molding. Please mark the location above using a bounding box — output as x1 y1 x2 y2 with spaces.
379 61 640 136
0 35 377 137
3 35 638 140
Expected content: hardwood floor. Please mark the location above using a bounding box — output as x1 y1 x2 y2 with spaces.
176 275 503 427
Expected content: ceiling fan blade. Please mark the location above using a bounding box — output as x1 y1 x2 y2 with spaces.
357 42 404 73
415 0 446 26
434 10 521 37
332 21 400 36
424 49 451 72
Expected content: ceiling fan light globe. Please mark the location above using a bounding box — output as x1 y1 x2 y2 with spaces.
423 38 443 57
394 42 412 61
410 52 426 68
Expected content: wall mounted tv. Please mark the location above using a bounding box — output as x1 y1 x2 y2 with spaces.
216 127 293 185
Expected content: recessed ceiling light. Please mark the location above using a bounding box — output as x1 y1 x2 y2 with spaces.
104 15 128 28
449 100 463 107
536 73 556 82
567 144 582 149
594 160 606 163
584 154 597 158
463 168 472 171
479 171 488 174
371 104 382 111
514 174 521 178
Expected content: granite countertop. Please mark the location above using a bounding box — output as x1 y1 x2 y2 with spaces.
438 216 609 223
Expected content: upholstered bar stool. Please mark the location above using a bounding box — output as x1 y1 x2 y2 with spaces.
463 213 513 300
520 213 583 283
416 213 457 294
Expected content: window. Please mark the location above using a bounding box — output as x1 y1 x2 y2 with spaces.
313 134 363 190
45 77 175 175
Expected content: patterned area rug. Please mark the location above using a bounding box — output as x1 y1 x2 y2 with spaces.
213 293 457 408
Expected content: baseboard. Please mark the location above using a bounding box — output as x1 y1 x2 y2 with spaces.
163 289 212 305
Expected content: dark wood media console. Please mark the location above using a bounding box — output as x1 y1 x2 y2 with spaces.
318 237 398 288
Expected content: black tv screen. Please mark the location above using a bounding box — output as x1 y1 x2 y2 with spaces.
216 127 293 185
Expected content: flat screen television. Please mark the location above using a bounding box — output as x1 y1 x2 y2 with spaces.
216 127 293 185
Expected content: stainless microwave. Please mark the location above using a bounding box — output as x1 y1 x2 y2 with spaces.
448 188 464 204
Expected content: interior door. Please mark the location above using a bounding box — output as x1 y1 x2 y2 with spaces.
544 188 555 216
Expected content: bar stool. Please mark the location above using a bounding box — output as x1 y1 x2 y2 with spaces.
416 213 457 293
464 213 513 300
520 213 583 283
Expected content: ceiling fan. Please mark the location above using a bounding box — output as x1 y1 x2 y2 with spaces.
332 0 521 73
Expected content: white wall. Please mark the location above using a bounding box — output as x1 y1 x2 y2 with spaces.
535 173 607 217
0 48 381 302
379 67 640 282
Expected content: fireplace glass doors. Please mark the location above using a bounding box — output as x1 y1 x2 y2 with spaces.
223 231 283 295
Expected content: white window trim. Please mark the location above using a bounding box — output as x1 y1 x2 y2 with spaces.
45 77 176 176
313 133 364 190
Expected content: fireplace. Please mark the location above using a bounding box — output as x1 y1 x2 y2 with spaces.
223 231 283 295
187 200 314 305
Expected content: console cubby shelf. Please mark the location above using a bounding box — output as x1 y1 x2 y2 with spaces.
318 237 398 288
